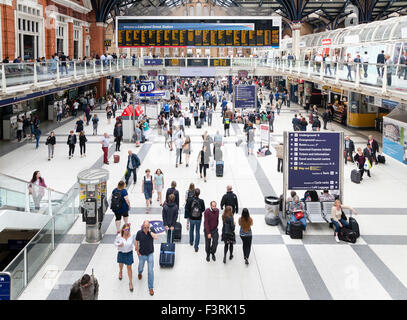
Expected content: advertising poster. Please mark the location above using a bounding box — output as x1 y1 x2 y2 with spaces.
383 117 407 164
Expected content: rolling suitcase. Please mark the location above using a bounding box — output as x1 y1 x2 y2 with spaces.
338 227 357 243
159 230 175 268
185 117 191 127
216 161 224 177
114 154 120 163
351 169 361 184
378 154 386 164
348 217 360 238
196 120 202 129
174 216 182 242
289 221 303 239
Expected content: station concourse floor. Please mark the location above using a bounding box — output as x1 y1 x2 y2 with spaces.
2 92 407 300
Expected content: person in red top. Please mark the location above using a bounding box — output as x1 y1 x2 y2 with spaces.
204 201 220 262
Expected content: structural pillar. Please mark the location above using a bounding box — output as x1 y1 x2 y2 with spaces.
291 22 302 59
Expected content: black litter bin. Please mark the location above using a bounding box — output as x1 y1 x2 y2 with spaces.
265 196 280 215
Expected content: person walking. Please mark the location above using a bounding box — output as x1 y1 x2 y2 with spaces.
204 201 220 262
75 116 84 133
220 185 239 215
238 208 253 265
79 131 87 157
114 223 135 292
141 169 154 214
182 136 192 167
114 122 123 152
385 54 393 86
377 50 385 78
69 274 99 300
101 133 110 165
162 193 179 243
197 145 210 182
106 106 113 124
345 53 353 81
247 127 255 155
185 188 205 252
45 131 56 161
354 147 370 180
174 128 184 168
221 206 236 264
153 169 164 206
165 181 180 209
292 114 300 131
17 118 23 142
207 106 213 126
367 135 379 163
312 116 321 131
111 181 131 233
275 142 283 172
34 126 41 149
125 150 141 187
136 220 158 296
67 130 77 159
92 114 99 135
344 136 355 164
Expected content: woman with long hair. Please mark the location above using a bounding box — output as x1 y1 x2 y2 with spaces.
29 171 48 211
221 206 236 264
79 131 87 157
154 169 164 206
114 223 135 292
182 135 191 167
238 208 253 265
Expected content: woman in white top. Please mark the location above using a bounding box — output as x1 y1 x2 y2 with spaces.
114 223 136 291
331 199 357 243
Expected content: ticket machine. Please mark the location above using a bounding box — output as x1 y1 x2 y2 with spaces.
77 169 109 243
2 115 17 140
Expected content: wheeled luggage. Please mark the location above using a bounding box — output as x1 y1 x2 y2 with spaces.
378 155 386 164
159 230 175 268
348 217 360 238
114 154 120 163
351 169 361 184
289 221 303 239
174 216 182 242
185 117 191 127
216 161 224 177
196 120 202 129
338 227 357 243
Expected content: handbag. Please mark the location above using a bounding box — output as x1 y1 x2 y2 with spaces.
294 210 304 220
341 209 348 221
364 158 372 170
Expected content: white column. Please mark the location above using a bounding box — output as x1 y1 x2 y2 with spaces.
84 60 87 76
73 61 77 79
56 62 60 81
1 64 6 92
33 62 38 85
382 65 387 93
291 22 302 61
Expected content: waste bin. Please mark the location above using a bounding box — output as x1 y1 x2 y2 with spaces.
265 196 280 216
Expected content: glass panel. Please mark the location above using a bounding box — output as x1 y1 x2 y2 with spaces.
392 20 407 40
374 24 386 41
26 218 53 283
3 251 25 300
382 23 395 41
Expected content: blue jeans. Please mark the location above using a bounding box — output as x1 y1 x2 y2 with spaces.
290 214 307 231
331 218 349 233
35 136 40 149
189 219 201 249
138 253 154 289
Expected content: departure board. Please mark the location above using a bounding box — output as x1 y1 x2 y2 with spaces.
117 17 281 48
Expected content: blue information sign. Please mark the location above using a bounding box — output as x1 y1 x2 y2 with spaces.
234 85 256 108
0 273 11 300
139 81 155 93
143 59 163 66
288 132 341 190
140 220 166 234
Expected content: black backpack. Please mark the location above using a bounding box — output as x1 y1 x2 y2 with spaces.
110 189 123 211
190 198 201 218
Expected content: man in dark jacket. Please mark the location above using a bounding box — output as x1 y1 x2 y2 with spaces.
185 188 206 252
165 181 180 209
162 194 179 243
344 136 355 164
220 185 239 214
367 135 379 164
363 144 374 177
67 130 77 159
114 123 123 152
377 50 385 77
322 110 330 130
204 201 219 262
292 114 300 131
312 117 321 131
125 150 140 186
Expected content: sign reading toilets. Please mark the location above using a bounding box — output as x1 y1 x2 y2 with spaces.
288 132 341 190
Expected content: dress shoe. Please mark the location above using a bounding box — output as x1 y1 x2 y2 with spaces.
223 256 226 264
149 289 154 296
194 247 198 252
206 255 210 262
230 254 234 260
211 254 216 261
138 274 142 280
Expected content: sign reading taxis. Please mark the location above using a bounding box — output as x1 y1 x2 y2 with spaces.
104 40 111 47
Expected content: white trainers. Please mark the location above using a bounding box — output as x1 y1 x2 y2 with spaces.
335 235 340 243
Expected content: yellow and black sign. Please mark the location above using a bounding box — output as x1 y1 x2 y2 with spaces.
210 59 231 67
104 39 111 47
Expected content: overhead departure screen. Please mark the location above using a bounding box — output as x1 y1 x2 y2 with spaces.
117 18 280 48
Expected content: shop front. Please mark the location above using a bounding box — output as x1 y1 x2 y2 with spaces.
348 92 389 129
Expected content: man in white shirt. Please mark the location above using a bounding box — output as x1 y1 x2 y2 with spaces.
361 51 369 78
324 54 332 76
73 100 79 116
89 97 95 110
100 133 110 164
178 114 185 134
100 53 106 66
174 127 184 167
315 54 323 73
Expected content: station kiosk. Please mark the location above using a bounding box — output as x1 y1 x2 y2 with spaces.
77 169 109 243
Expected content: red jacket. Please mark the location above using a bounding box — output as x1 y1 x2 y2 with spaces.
204 208 219 234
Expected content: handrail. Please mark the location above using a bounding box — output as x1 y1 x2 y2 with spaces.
0 173 65 196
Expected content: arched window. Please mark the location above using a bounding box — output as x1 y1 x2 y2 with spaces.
196 2 202 16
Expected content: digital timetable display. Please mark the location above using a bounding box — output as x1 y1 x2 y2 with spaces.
116 17 280 48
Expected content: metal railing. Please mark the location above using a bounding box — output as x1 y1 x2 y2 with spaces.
2 185 79 300
1 57 407 95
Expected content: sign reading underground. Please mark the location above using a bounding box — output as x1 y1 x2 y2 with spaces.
288 132 340 190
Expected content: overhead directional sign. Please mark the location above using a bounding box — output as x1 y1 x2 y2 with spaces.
139 81 155 93
234 85 256 108
287 132 341 190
